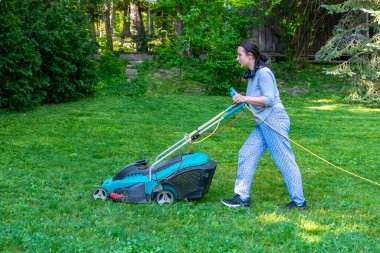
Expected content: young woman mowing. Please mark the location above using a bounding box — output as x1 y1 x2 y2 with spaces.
221 40 307 209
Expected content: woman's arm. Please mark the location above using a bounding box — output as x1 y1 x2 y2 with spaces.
232 93 265 106
258 70 276 106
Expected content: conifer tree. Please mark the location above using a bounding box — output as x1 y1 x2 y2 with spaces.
316 0 380 106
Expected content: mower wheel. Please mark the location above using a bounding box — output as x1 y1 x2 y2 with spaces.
92 187 108 200
156 190 175 205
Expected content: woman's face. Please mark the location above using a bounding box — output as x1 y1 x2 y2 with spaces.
237 46 254 68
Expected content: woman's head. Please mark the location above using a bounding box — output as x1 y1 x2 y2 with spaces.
237 39 268 70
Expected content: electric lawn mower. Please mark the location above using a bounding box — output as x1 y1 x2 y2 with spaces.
92 89 244 204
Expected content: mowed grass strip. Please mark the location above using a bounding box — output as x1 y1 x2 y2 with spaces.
0 94 379 252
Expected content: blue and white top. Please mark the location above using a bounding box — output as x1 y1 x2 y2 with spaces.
246 67 284 125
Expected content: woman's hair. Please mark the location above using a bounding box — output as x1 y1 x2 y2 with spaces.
238 39 268 69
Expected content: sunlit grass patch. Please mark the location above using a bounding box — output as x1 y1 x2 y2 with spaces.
307 104 339 110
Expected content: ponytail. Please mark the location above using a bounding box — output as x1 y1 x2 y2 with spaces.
239 40 269 79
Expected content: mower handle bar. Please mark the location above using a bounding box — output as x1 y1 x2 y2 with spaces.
149 99 244 180
154 88 238 163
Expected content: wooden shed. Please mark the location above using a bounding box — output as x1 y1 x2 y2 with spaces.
251 14 343 57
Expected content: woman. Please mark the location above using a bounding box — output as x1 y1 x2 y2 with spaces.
221 39 307 209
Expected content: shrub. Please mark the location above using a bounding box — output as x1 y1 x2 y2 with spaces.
94 51 137 96
0 0 97 110
96 51 125 77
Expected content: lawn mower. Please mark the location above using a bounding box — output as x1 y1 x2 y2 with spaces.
92 89 244 204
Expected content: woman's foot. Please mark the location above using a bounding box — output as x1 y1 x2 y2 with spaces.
221 194 250 208
281 200 308 210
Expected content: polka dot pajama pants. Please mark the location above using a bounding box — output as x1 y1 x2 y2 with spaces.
234 107 305 205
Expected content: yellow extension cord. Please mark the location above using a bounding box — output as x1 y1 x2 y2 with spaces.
243 104 380 187
192 121 221 144
186 104 379 187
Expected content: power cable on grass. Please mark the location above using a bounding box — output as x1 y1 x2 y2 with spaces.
243 103 379 187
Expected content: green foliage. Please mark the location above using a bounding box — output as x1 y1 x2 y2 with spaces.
94 51 136 96
0 0 97 111
152 46 183 67
97 51 125 77
127 61 150 96
151 0 341 65
149 0 342 93
151 0 267 94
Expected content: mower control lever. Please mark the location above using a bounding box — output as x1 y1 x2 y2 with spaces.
230 87 237 97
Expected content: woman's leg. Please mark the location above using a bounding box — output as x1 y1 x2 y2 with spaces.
260 108 305 205
234 127 267 200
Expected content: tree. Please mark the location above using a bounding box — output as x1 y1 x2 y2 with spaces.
81 0 103 41
316 0 380 106
152 0 273 92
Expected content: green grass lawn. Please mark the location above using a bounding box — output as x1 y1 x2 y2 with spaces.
1 92 379 252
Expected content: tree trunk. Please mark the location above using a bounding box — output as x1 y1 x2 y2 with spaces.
130 3 136 35
176 4 183 36
111 0 116 32
131 3 147 52
104 0 113 51
147 1 154 35
160 11 168 44
122 0 131 38
89 12 97 40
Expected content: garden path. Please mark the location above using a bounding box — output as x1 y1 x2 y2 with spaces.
120 53 153 81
